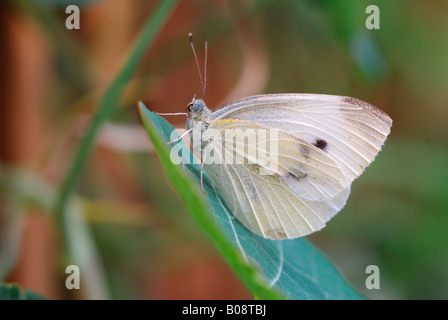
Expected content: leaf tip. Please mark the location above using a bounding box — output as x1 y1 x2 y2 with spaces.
138 101 152 124
137 100 147 113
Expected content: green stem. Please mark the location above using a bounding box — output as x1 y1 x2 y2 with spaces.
53 0 178 299
54 0 178 224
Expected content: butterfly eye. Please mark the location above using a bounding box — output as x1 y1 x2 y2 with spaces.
187 100 204 113
193 102 203 112
191 99 205 113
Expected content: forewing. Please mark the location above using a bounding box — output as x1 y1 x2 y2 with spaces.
210 94 392 184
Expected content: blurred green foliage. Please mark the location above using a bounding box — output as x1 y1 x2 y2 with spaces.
1 0 447 299
0 283 45 300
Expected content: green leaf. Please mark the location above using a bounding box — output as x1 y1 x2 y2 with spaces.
0 283 46 300
138 103 363 300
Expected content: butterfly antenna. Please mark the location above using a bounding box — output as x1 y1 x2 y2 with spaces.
189 33 204 97
202 38 208 100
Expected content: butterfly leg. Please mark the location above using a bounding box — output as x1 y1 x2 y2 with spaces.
154 112 192 146
155 111 190 129
155 112 188 117
165 128 192 145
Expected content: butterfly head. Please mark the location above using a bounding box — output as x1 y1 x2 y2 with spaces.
187 98 207 116
186 97 211 131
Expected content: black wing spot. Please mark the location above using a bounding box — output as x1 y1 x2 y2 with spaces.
289 171 307 181
299 145 310 158
313 138 328 151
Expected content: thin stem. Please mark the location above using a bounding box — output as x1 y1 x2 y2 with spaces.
54 0 178 246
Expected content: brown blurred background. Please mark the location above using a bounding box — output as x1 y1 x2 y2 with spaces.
0 0 447 299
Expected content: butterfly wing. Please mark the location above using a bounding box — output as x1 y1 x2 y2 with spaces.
205 159 351 240
203 94 391 239
210 94 392 184
205 120 349 202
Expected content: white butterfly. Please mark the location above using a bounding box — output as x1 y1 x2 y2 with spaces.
160 35 392 240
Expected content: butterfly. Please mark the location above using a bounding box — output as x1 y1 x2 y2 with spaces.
158 34 392 240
